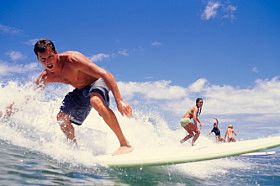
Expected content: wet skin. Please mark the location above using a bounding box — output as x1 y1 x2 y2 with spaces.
35 48 133 155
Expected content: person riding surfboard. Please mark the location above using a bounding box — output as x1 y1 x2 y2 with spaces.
180 98 203 146
225 124 237 142
209 118 225 142
2 39 133 155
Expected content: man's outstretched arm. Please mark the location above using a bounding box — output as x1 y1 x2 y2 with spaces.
70 52 132 117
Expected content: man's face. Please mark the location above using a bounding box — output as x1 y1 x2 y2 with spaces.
37 48 58 72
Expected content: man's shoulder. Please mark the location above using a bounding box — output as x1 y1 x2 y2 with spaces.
59 51 86 66
59 51 89 63
59 51 83 58
61 50 81 55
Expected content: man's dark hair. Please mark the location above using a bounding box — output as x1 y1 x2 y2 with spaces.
34 39 56 56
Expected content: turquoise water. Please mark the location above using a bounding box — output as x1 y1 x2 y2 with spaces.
0 140 279 185
0 82 280 185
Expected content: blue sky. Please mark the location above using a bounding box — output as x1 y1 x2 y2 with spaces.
0 0 279 87
1 0 280 128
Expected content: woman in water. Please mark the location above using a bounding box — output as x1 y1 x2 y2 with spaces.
180 98 203 146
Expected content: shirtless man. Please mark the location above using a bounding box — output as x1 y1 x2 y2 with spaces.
33 39 133 155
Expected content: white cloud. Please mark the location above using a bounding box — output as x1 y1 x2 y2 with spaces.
6 51 25 61
25 39 38 46
222 4 237 20
144 76 154 80
118 49 129 57
132 46 144 52
0 62 38 76
188 78 208 92
202 1 221 21
252 67 259 74
226 4 237 13
0 24 22 34
151 41 162 48
89 53 110 62
118 80 187 100
201 1 237 21
118 77 280 123
200 77 280 115
89 49 129 62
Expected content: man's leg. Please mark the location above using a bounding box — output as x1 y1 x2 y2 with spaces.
57 112 76 143
90 93 132 155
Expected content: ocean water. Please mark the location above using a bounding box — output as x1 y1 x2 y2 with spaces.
0 81 280 186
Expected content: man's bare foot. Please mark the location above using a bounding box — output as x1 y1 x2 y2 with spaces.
72 139 79 149
112 146 134 156
67 138 78 149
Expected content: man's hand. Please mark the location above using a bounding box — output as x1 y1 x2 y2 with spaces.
0 103 17 119
117 100 132 118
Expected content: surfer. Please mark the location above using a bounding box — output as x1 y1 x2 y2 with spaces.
224 124 237 142
179 98 203 146
208 118 225 142
30 39 133 155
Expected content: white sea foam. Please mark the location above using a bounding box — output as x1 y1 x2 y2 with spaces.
0 81 251 177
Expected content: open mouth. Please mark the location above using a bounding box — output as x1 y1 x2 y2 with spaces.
46 64 54 69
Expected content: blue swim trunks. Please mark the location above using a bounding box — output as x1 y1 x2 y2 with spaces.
60 78 110 125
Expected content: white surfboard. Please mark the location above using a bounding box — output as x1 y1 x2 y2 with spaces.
94 136 280 168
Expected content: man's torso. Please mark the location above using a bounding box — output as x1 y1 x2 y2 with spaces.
43 52 97 89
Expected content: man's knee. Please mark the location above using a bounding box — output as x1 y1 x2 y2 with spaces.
90 94 109 116
90 94 104 108
57 112 70 124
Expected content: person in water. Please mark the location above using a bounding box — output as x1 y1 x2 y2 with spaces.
208 118 225 142
12 39 133 155
180 98 203 146
224 124 237 142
